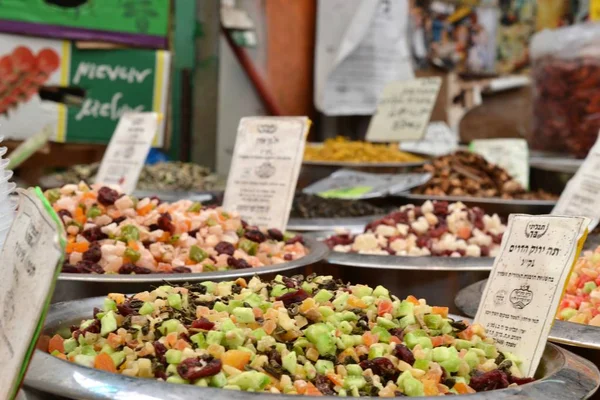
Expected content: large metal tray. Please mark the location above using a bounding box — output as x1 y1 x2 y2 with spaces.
396 193 556 216
52 237 328 302
455 279 600 351
327 252 495 271
303 160 427 168
287 215 383 232
24 299 600 400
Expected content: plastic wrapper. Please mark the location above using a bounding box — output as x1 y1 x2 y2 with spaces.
531 24 600 157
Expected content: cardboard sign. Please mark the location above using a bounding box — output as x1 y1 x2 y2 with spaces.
366 77 441 142
399 122 458 156
470 138 529 189
0 188 65 400
222 117 310 230
95 112 159 194
475 214 589 377
552 134 600 231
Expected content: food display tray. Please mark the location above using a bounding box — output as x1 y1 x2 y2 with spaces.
455 279 600 351
302 160 427 168
52 236 329 303
24 299 600 400
287 215 382 232
395 193 556 216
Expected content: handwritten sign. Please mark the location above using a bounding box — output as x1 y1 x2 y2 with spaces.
552 134 600 231
95 112 159 194
475 214 588 377
399 122 458 156
304 169 432 200
366 77 441 142
222 117 310 230
0 188 65 400
470 139 529 189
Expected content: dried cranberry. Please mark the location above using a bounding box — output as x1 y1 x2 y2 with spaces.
191 317 215 330
389 211 409 224
82 243 102 263
172 266 191 273
148 224 160 232
469 207 485 231
93 307 102 319
359 357 399 381
157 213 175 234
267 228 284 241
388 328 405 341
113 216 126 225
132 265 152 274
241 220 249 228
244 229 266 243
433 201 449 216
393 344 415 365
429 224 448 238
480 245 490 257
188 229 200 238
492 233 503 244
154 370 168 380
76 261 104 274
97 187 119 206
82 226 107 242
153 341 167 363
215 241 235 256
62 262 79 273
117 303 137 317
469 369 510 392
508 376 535 386
416 236 431 250
314 374 335 395
413 206 422 217
285 235 304 245
227 256 251 269
276 289 309 306
177 356 222 380
57 209 72 223
118 263 136 274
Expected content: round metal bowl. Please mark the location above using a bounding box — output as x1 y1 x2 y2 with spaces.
52 237 329 303
455 279 600 351
25 299 600 400
287 216 383 232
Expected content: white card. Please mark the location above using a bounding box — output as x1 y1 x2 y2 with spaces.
222 117 310 230
552 133 600 231
475 214 589 377
470 138 530 189
399 122 458 156
95 112 159 194
0 188 65 400
366 77 441 142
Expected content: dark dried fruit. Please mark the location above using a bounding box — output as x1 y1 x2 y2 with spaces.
112 216 126 225
97 186 119 206
509 376 535 386
267 228 284 241
314 374 335 395
118 263 136 274
275 289 309 306
244 229 266 243
177 356 222 381
215 241 235 256
132 265 152 274
157 212 175 234
469 369 510 392
82 243 102 263
359 357 399 381
284 253 293 261
62 262 79 273
57 209 72 223
191 317 215 330
75 260 104 274
81 226 108 242
227 256 251 269
388 328 405 341
285 235 304 245
172 266 192 273
393 344 415 365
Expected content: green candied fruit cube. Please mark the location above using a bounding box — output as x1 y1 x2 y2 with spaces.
220 318 236 332
243 293 262 308
339 321 353 335
332 293 349 311
282 351 297 374
213 301 228 313
319 306 335 318
424 314 444 329
346 364 363 376
238 238 258 256
103 298 117 312
232 307 255 323
194 378 209 387
394 300 415 317
464 349 481 369
376 317 398 329
86 205 102 218
305 323 336 356
225 329 245 349
190 332 206 348
201 281 216 294
368 343 386 359
73 355 95 368
271 284 288 297
352 284 373 298
139 302 155 315
315 359 335 375
454 339 473 350
120 225 139 242
584 281 597 294
166 349 182 364
404 330 427 349
63 337 78 353
227 371 270 391
344 375 366 390
301 281 316 294
100 311 117 336
371 326 391 343
189 245 208 262
210 372 227 388
187 202 202 212
251 328 267 341
167 376 189 384
413 359 430 371
314 289 334 303
475 342 498 359
124 247 140 262
339 335 355 349
399 314 416 329
372 285 390 299
45 188 61 204
159 319 181 335
560 307 577 320
167 294 182 310
206 331 224 345
109 351 125 368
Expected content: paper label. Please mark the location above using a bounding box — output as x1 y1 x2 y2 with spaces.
470 138 529 189
366 77 441 142
399 122 458 156
474 214 589 377
552 134 600 231
95 112 159 194
222 117 310 230
303 169 432 200
0 188 65 400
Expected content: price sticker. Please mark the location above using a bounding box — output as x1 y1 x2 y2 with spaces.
475 214 589 377
366 77 441 142
470 139 529 189
552 134 600 230
222 117 310 230
0 188 66 400
95 112 159 194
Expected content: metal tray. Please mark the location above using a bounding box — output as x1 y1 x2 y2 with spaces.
287 215 383 232
395 193 556 216
52 237 328 302
455 279 600 351
327 252 495 271
24 299 600 400
303 159 426 168
529 151 583 174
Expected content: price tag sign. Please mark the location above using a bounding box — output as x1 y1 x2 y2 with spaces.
552 134 600 230
95 112 159 194
470 138 529 189
0 188 66 400
399 122 458 156
366 77 441 142
222 117 310 230
475 214 589 377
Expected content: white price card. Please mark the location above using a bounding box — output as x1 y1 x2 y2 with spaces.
475 214 589 377
399 122 458 156
222 117 310 230
552 134 600 231
470 139 529 189
0 188 66 400
95 112 159 194
366 77 441 142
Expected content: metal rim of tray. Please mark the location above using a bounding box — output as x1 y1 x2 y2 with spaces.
58 236 328 283
455 279 600 350
303 159 426 168
326 252 495 271
287 215 384 232
24 299 600 400
396 192 558 207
